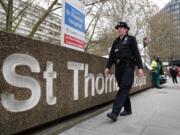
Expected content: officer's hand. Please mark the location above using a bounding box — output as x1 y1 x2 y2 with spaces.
136 68 144 77
104 68 110 77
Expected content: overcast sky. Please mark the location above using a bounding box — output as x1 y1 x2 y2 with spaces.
150 0 171 9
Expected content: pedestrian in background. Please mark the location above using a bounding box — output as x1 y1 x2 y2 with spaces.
170 66 178 83
104 21 144 122
151 57 162 89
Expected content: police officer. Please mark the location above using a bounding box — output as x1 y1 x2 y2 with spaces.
104 21 144 122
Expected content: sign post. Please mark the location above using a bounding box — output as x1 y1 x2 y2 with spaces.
61 0 85 51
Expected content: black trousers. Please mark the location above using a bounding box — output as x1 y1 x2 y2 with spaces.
112 64 135 116
172 76 178 83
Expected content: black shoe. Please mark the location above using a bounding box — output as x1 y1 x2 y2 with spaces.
107 112 117 122
120 111 132 116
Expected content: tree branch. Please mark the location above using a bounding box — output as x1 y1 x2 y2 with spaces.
85 0 107 6
86 4 95 16
28 0 58 37
0 0 7 13
50 6 62 13
85 2 105 51
12 0 35 22
85 13 97 33
12 12 24 32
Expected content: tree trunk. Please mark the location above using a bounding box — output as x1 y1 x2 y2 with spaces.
6 0 13 32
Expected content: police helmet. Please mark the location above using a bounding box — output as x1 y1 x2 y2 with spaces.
115 21 130 30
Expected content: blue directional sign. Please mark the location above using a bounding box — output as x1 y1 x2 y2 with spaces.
61 0 85 51
65 2 85 33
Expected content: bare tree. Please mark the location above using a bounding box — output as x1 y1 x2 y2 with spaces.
88 28 116 56
147 11 176 61
0 0 111 42
86 0 158 55
85 1 106 51
28 0 60 37
0 0 61 37
0 0 162 55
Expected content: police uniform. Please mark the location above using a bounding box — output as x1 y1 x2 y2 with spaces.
106 22 143 121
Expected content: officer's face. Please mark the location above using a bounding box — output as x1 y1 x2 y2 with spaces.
116 27 128 36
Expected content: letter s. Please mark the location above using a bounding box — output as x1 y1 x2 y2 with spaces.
1 53 41 112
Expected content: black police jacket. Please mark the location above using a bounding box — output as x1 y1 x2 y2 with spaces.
106 34 143 69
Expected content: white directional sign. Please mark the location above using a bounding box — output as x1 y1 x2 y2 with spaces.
61 0 85 51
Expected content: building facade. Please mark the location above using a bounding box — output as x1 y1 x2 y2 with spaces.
0 0 61 45
163 0 180 60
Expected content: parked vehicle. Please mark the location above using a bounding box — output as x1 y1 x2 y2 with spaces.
160 75 167 84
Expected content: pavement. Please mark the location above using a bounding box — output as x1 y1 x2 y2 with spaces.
59 78 180 135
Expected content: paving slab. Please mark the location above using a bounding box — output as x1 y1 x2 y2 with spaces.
59 78 180 135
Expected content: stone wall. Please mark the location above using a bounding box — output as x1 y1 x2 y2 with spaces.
0 31 152 134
